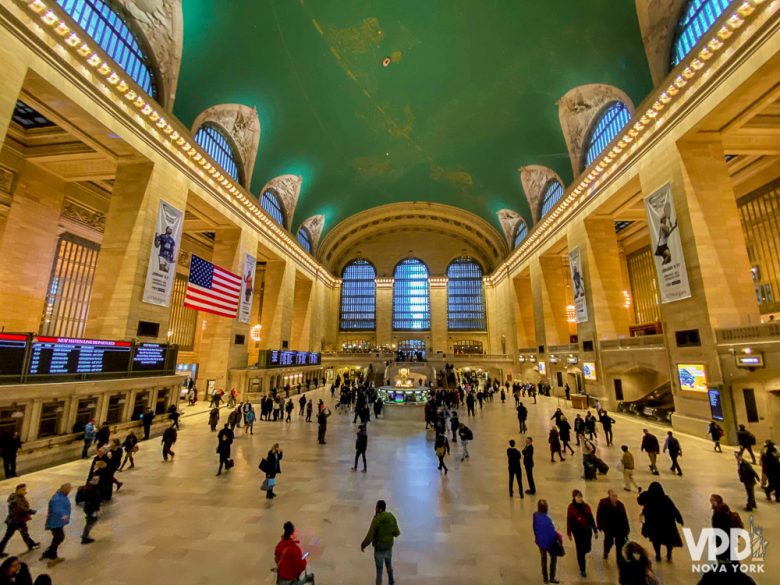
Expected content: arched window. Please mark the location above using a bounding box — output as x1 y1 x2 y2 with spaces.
260 190 286 226
296 227 312 253
447 257 486 330
340 259 376 330
393 258 430 330
583 101 632 169
540 180 565 218
671 0 734 68
513 220 529 248
194 122 243 184
57 0 158 98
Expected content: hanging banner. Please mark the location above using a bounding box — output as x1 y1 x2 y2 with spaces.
142 199 184 307
568 246 588 323
645 184 691 303
238 252 256 324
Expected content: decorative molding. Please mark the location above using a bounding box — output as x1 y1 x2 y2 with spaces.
0 166 15 195
299 214 325 252
178 249 191 268
519 165 564 224
192 104 261 188
114 0 183 110
496 209 523 247
636 0 688 87
557 84 635 176
61 198 106 233
261 174 302 230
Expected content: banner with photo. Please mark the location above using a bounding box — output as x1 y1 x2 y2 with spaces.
644 184 691 303
142 199 184 307
568 246 588 323
238 252 256 324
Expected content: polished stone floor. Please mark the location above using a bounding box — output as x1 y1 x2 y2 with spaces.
1 389 776 585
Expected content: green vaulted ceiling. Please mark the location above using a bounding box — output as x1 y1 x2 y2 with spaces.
175 0 653 236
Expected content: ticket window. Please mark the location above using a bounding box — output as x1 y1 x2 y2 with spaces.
0 407 24 437
106 394 124 424
72 398 97 434
132 391 149 420
155 389 170 415
38 401 64 438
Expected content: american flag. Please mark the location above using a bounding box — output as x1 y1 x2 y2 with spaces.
184 255 242 318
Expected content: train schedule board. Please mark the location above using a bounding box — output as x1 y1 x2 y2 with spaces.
29 336 132 376
295 352 308 366
132 343 168 371
279 351 296 366
307 353 321 366
0 333 27 377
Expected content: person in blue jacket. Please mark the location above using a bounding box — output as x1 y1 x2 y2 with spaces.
82 419 96 459
533 499 561 584
40 483 71 565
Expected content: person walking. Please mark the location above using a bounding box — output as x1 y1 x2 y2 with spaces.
285 399 294 423
79 476 101 544
466 392 475 416
640 429 660 476
449 410 460 444
244 406 255 435
0 433 21 479
305 400 313 423
566 489 598 578
507 440 524 498
574 414 585 446
274 521 314 585
167 404 180 430
619 541 660 585
559 416 575 456
161 424 177 462
263 443 283 499
353 424 368 472
142 408 154 441
361 500 400 585
736 425 757 464
708 422 724 453
298 394 307 417
458 424 473 461
637 481 684 562
40 484 70 566
548 428 565 462
737 455 760 511
208 407 219 432
523 437 536 495
216 424 234 476
532 499 561 584
663 431 683 476
599 410 616 446
118 430 138 471
517 402 528 434
596 489 630 563
81 419 96 459
317 407 332 445
0 484 39 557
620 445 641 493
435 432 450 475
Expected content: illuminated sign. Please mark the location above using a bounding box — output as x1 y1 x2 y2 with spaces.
537 361 546 375
566 355 579 365
735 354 764 368
518 356 526 363
0 333 27 377
132 343 167 371
677 363 708 392
708 387 724 421
582 361 597 381
549 356 560 364
29 336 132 376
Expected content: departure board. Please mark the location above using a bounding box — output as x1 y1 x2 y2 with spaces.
0 333 27 377
279 351 296 366
268 350 281 366
132 343 167 371
29 336 132 376
295 352 308 366
307 352 321 366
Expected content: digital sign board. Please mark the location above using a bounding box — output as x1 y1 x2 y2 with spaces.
0 333 27 377
132 343 167 371
708 387 724 421
677 363 707 392
29 336 132 376
582 361 597 381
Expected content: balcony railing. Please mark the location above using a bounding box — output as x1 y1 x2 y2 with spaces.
715 323 780 344
600 335 666 350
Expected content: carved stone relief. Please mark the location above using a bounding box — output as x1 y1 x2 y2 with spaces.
557 84 635 176
519 165 564 224
635 0 687 87
299 214 325 252
192 104 261 188
61 198 106 233
261 175 302 230
496 209 524 248
114 0 183 110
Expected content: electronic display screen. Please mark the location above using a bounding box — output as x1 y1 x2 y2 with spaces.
582 361 597 381
308 352 320 365
132 343 167 371
279 351 296 366
29 336 132 376
269 350 281 366
677 363 707 392
0 333 27 377
708 387 724 421
295 352 308 366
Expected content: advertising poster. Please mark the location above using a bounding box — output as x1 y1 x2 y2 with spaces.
677 363 707 392
142 199 184 307
582 361 597 381
568 247 588 323
645 184 691 303
238 253 256 324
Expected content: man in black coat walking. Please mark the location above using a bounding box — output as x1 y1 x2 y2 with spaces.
596 489 630 562
142 408 154 440
353 424 368 472
516 403 528 434
0 432 21 479
522 437 536 495
507 440 524 498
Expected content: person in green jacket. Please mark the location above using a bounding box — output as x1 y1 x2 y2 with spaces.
361 500 400 585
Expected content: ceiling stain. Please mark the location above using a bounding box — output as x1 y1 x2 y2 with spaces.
431 165 473 194
324 17 384 55
353 155 397 178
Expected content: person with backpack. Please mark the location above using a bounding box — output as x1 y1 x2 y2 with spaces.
458 424 473 461
0 484 39 557
737 425 757 464
663 431 683 476
737 454 760 511
708 422 724 453
434 432 450 475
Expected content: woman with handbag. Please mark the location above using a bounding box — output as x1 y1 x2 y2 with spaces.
566 489 598 578
533 499 561 584
434 432 450 475
263 443 283 499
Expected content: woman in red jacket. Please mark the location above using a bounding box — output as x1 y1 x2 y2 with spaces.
566 489 598 578
274 521 314 585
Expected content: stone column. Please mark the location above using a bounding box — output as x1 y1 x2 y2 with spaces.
429 278 448 353
290 273 313 349
259 259 295 349
512 272 536 348
375 279 393 347
530 255 570 347
25 399 43 442
0 36 30 146
85 160 189 340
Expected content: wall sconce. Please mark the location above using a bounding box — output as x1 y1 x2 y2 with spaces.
250 324 262 342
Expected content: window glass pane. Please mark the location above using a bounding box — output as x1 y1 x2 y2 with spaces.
584 101 631 169
671 0 734 67
260 190 285 226
296 228 312 253
57 0 158 98
447 257 486 330
540 180 565 218
393 259 430 330
194 123 243 184
340 259 376 330
513 221 528 248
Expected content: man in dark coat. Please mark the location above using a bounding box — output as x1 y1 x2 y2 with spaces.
142 408 154 440
596 489 630 562
516 403 528 433
95 423 110 449
0 432 21 479
738 455 760 511
317 407 331 444
641 429 660 475
161 425 177 462
216 423 234 476
522 437 536 495
507 440 524 498
353 425 368 472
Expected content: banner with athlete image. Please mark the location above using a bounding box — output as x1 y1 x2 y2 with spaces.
238 252 256 324
645 184 691 303
142 199 184 307
568 246 588 323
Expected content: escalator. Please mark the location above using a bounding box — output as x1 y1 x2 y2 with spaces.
617 381 674 423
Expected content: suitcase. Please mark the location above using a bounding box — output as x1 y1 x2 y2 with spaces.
594 457 609 475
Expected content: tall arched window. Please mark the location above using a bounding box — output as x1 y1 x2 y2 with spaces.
513 220 529 248
671 0 733 68
296 227 312 253
57 0 158 98
393 258 430 330
194 123 243 184
540 180 565 218
583 101 632 169
340 259 376 330
260 190 286 226
447 257 486 330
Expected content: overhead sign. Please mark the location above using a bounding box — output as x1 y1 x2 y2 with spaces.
142 199 184 307
568 247 588 323
735 353 764 368
645 184 691 303
29 336 132 376
238 253 256 324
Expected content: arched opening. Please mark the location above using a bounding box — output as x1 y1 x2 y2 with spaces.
339 259 376 331
447 257 486 330
392 258 430 331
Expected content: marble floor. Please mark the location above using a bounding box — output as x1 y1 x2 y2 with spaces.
1 389 776 585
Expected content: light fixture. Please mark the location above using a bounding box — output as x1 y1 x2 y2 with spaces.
566 305 576 323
